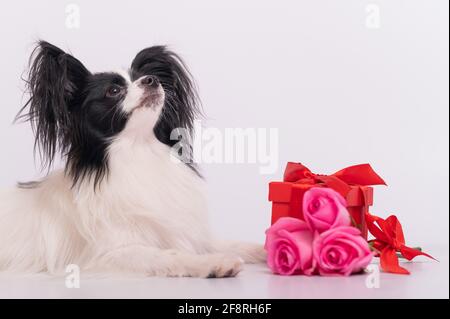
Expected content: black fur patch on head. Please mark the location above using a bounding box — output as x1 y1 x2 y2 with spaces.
66 72 129 186
17 41 129 187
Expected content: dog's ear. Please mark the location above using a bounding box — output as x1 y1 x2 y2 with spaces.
17 41 91 169
131 46 201 150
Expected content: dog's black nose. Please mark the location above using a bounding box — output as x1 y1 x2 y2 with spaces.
140 75 159 87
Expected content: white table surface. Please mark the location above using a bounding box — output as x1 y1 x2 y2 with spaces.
0 245 447 299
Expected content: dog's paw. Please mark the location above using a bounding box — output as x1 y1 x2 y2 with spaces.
205 255 243 278
196 254 243 278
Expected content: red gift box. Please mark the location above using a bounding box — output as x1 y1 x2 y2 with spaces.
268 163 386 238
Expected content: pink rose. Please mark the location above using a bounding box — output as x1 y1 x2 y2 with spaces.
265 217 315 275
313 226 373 276
303 187 351 233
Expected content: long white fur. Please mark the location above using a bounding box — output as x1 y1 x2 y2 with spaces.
0 73 265 277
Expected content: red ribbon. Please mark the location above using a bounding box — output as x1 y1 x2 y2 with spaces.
366 213 435 274
283 162 387 197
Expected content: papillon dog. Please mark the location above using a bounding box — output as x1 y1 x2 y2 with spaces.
0 41 265 277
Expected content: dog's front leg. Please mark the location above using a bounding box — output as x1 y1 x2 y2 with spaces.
85 245 243 278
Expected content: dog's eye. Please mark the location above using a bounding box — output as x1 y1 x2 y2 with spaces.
106 85 123 98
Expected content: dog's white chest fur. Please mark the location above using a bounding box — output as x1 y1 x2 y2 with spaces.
74 137 211 254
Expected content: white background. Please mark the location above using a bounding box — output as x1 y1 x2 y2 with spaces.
0 0 448 298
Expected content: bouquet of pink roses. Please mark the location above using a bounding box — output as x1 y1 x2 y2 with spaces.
265 187 373 276
265 186 434 276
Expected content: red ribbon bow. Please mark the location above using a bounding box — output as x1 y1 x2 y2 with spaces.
283 162 387 197
366 213 435 274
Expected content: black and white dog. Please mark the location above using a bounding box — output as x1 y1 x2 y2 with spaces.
0 41 264 277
